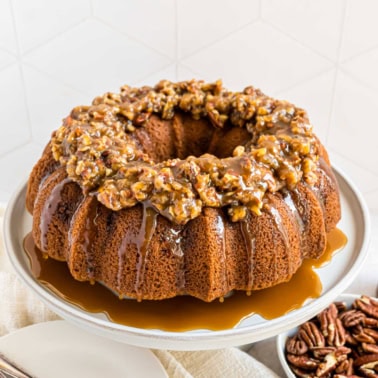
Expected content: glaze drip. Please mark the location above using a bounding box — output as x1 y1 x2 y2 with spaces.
265 203 290 279
39 177 71 251
52 79 321 225
239 216 256 291
215 213 228 292
282 189 305 233
166 227 186 292
135 206 158 300
23 228 347 331
67 198 99 282
82 201 99 281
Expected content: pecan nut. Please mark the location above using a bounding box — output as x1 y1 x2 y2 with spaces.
340 309 366 328
285 296 378 378
299 321 325 348
286 335 309 355
354 353 378 367
286 353 319 370
318 305 346 346
361 342 378 354
352 327 377 344
354 296 378 319
316 351 347 377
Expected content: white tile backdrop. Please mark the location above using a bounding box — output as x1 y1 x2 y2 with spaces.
1 0 378 211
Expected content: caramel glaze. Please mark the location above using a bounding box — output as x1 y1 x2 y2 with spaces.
118 204 158 300
23 228 347 332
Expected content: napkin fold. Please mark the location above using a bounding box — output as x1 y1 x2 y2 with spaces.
0 206 279 378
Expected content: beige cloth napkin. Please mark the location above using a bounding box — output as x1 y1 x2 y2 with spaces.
0 206 279 378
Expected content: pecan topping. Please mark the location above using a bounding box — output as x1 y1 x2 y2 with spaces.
51 79 321 225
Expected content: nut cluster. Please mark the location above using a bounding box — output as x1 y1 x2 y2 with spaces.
285 295 378 377
52 79 321 225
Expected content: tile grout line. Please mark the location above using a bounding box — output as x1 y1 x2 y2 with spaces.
129 63 176 86
340 40 378 65
338 65 378 95
21 60 93 98
176 62 207 80
272 67 336 97
0 58 18 73
0 140 34 159
261 19 336 65
19 18 89 59
178 19 259 63
258 0 262 19
93 16 174 62
0 45 18 60
89 0 94 17
8 0 33 142
329 147 378 182
325 0 348 145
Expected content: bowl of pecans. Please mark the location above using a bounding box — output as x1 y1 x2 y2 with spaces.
276 293 378 377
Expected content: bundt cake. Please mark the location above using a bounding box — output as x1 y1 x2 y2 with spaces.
26 80 341 302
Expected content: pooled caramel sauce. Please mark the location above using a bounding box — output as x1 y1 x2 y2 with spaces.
23 228 347 332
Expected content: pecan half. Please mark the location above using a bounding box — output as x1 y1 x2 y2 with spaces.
335 358 353 375
286 353 319 370
354 296 378 319
299 321 325 348
286 335 309 355
362 342 378 354
311 346 336 359
290 365 315 378
318 307 346 346
353 353 378 367
352 327 377 344
363 328 378 342
365 317 378 328
340 309 366 328
316 351 347 377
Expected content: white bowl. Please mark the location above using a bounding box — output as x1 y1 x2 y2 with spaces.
276 293 377 378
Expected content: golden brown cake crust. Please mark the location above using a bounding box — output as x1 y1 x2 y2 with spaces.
26 80 341 302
